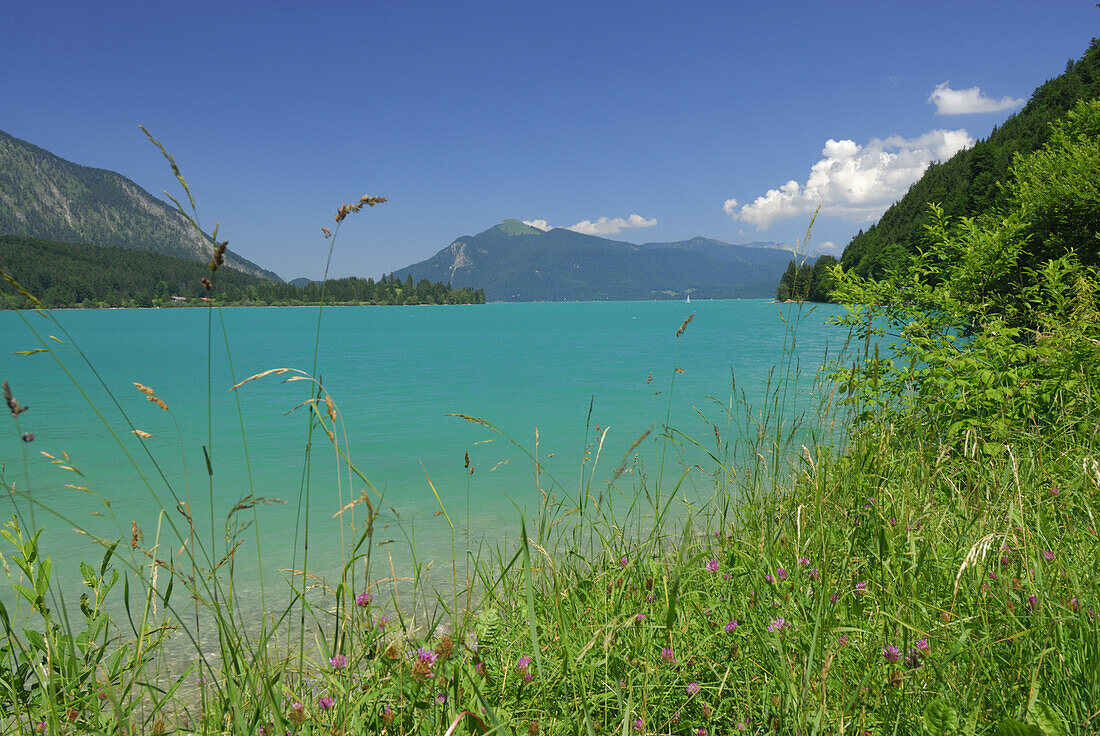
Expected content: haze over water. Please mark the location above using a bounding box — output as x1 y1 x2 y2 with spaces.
1 300 844 606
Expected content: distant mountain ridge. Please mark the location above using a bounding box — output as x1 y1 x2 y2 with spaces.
0 128 281 281
395 219 805 301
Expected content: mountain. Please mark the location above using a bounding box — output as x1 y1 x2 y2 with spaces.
394 220 802 301
637 236 819 260
840 38 1100 279
0 128 281 281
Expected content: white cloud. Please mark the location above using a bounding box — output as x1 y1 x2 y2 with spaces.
524 214 658 236
570 214 657 235
927 82 1025 115
725 129 974 230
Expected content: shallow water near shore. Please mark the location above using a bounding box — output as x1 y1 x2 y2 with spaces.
1 299 844 620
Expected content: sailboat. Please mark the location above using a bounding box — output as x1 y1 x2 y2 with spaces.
685 293 691 304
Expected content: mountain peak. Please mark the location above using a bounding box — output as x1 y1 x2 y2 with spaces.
494 219 542 236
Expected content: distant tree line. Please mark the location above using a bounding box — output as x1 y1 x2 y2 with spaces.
288 273 485 306
0 235 485 308
775 255 837 302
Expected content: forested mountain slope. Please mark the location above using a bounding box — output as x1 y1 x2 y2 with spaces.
840 38 1100 279
0 129 280 281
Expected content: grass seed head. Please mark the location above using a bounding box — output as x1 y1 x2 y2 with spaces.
4 380 28 418
335 196 387 223
676 313 695 338
209 241 227 273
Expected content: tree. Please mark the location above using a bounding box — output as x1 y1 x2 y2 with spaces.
831 98 1100 443
777 261 797 301
808 255 838 302
1013 98 1100 269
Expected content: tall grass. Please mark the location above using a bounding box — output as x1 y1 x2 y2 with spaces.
2 134 1099 736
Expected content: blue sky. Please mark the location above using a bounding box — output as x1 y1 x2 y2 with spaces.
1 1 1096 280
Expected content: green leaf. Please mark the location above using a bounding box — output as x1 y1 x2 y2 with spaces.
994 719 1043 736
1029 701 1068 736
0 524 20 548
23 628 46 652
35 557 51 597
100 541 118 576
12 584 37 606
962 708 980 736
924 698 959 736
945 626 970 662
475 608 502 646
519 517 543 677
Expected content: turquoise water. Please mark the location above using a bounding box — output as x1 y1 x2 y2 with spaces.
0 300 845 608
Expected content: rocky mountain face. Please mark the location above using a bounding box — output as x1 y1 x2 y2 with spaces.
0 129 280 281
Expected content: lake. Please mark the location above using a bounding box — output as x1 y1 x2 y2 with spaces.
0 300 846 612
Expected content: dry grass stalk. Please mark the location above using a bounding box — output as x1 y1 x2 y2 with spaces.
229 367 308 391
953 533 999 597
40 451 84 477
4 380 28 418
676 313 695 338
133 382 169 410
334 195 388 223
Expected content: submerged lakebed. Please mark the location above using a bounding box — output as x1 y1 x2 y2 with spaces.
1 299 843 609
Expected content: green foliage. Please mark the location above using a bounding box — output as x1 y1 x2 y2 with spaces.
0 516 146 732
1013 98 1100 270
995 720 1044 736
831 98 1100 444
1030 699 1070 736
923 698 958 736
